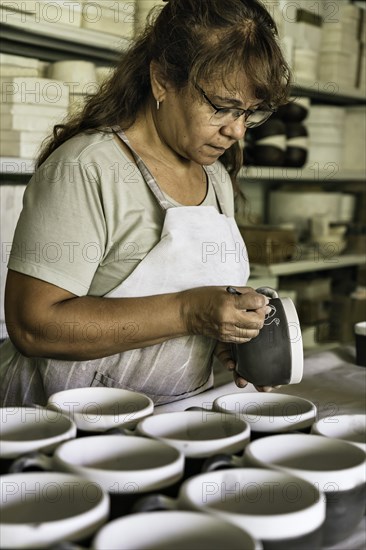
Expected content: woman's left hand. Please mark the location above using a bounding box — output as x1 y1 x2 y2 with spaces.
214 341 280 393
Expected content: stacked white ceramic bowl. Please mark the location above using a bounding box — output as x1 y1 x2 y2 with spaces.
0 74 69 158
305 105 345 167
319 3 360 90
47 60 98 115
292 48 318 84
0 53 41 78
0 54 64 143
342 106 366 172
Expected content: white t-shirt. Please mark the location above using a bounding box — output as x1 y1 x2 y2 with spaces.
8 131 235 297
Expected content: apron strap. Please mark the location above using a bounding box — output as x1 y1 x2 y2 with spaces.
204 165 230 217
113 127 172 211
112 127 229 215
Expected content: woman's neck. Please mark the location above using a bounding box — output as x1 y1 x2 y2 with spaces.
125 104 192 171
123 105 207 206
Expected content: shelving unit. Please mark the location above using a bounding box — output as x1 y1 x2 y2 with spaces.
292 79 366 105
239 166 366 183
0 158 34 178
239 75 366 283
1 6 365 186
239 44 366 348
250 254 366 277
0 8 129 182
0 10 127 63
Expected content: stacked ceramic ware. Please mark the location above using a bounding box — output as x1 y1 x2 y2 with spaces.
305 104 346 167
342 106 366 172
268 190 354 239
1 380 365 549
0 185 26 340
282 7 322 85
47 60 98 115
319 3 361 90
244 97 309 168
359 9 366 91
0 55 69 158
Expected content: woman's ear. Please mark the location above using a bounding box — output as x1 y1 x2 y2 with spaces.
150 60 169 103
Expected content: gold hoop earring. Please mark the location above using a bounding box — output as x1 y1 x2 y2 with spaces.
157 100 160 110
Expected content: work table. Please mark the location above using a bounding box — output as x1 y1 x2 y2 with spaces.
156 345 366 550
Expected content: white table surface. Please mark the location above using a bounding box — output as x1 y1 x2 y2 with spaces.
155 346 366 417
155 345 366 550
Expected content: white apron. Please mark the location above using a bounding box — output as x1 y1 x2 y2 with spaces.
0 131 249 406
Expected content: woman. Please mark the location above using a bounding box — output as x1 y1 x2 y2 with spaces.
1 0 290 406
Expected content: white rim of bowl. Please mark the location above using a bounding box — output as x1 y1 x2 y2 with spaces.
179 467 325 540
53 435 185 493
244 434 366 491
355 322 366 336
281 297 303 384
136 411 251 457
0 408 77 459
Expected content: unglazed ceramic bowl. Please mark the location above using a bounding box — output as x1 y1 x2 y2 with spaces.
47 387 154 432
244 433 366 546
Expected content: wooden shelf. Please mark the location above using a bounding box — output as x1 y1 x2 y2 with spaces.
0 8 128 63
250 254 366 277
2 159 365 182
292 79 366 105
0 157 34 175
239 166 366 183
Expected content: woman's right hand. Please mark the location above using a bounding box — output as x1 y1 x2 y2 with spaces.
179 286 269 343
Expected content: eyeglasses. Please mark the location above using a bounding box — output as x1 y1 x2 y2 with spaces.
196 84 276 128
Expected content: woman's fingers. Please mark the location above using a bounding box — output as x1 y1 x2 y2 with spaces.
215 342 282 394
232 288 270 312
214 341 236 371
233 369 248 389
181 286 270 343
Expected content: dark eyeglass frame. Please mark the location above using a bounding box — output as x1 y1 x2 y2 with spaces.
196 84 276 128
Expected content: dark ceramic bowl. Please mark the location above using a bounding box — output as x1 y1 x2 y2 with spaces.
252 145 286 167
244 433 366 546
234 293 303 387
250 118 287 140
278 101 309 122
133 468 326 550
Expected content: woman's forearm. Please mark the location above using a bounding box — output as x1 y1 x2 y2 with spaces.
5 271 188 360
6 271 267 360
8 293 187 360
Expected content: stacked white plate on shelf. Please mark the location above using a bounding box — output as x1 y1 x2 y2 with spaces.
292 48 318 83
0 53 40 78
342 106 366 172
81 0 135 38
359 10 366 91
0 67 69 158
0 185 26 339
319 3 360 90
305 105 345 167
